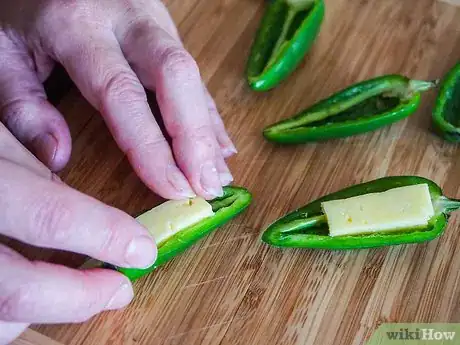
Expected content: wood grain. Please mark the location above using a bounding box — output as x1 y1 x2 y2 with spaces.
438 0 460 6
3 0 460 344
12 329 63 345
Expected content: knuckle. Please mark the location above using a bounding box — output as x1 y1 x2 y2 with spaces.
37 1 112 56
159 47 200 81
123 134 169 161
135 136 169 154
101 70 146 105
28 196 73 246
173 124 216 154
185 124 215 143
189 124 214 138
120 16 155 43
95 219 119 259
71 272 106 322
0 287 28 322
37 1 86 36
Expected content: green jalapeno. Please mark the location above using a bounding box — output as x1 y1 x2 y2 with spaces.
261 176 460 250
262 75 437 143
246 0 325 91
432 61 460 142
83 186 252 282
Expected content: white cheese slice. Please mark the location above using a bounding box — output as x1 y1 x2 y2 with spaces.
136 197 214 245
321 184 435 237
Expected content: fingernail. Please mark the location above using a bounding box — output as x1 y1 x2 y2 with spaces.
125 235 157 268
219 172 233 186
221 143 238 158
167 165 196 198
105 281 134 310
200 161 223 198
32 133 57 167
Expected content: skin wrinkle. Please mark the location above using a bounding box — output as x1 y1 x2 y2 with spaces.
0 257 125 323
115 7 233 197
0 0 237 339
0 158 154 269
0 28 72 172
103 103 165 154
0 133 51 180
1 99 47 134
0 98 71 172
0 284 36 322
27 191 74 247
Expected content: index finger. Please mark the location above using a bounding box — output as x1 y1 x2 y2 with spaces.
0 244 133 324
48 30 196 200
0 159 157 269
118 25 229 199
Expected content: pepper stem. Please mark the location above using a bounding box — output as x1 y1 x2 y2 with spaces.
435 196 460 215
403 79 438 100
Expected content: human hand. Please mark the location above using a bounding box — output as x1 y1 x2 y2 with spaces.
0 124 158 344
0 0 236 202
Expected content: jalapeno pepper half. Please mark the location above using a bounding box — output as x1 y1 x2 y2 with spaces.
261 176 460 250
83 186 252 282
432 61 460 142
263 75 437 144
246 0 325 91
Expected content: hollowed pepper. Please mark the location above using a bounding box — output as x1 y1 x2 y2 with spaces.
261 176 460 250
432 61 460 142
246 0 325 91
263 75 437 143
85 186 252 282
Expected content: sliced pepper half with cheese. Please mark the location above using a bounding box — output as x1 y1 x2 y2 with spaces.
261 176 460 250
83 186 252 281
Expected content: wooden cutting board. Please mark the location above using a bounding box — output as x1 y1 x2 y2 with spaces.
9 0 460 344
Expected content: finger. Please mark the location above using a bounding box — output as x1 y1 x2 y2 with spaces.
34 53 55 84
0 321 28 345
0 159 157 269
0 34 71 172
117 23 227 199
0 122 57 180
49 30 195 200
203 86 237 158
118 4 237 160
216 153 233 186
0 244 133 324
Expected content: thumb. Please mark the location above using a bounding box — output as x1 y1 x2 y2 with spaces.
0 36 71 172
0 321 29 345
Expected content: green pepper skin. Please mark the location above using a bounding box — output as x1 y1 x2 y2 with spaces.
261 176 460 250
263 75 437 144
246 0 325 91
432 61 460 142
117 186 252 281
